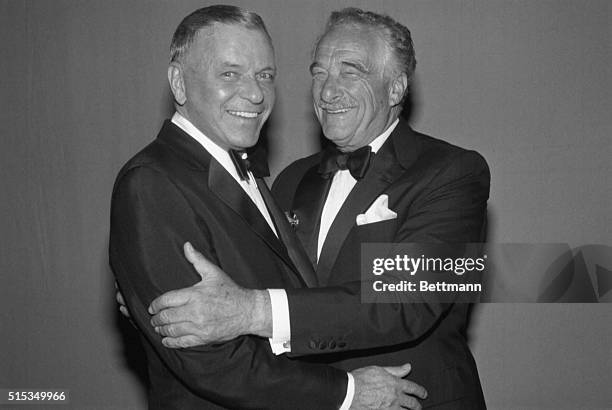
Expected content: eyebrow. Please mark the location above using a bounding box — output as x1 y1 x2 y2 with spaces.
219 62 243 70
218 62 276 73
341 61 369 73
259 65 276 73
308 60 370 74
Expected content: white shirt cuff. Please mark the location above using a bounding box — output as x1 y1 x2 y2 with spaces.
267 289 291 355
339 372 355 410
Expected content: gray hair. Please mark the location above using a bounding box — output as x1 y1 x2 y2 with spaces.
320 8 416 82
170 5 271 63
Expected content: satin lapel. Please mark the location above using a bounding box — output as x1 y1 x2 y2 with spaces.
207 159 296 272
257 178 317 287
291 165 333 266
316 121 419 284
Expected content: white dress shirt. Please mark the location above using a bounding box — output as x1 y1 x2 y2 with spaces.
317 120 398 260
268 119 399 409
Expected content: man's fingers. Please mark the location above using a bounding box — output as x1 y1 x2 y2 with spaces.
183 242 216 280
119 305 130 318
116 290 131 318
399 379 428 400
154 322 195 338
150 305 193 327
161 335 203 349
116 290 126 306
184 242 235 287
383 362 412 378
398 394 422 410
183 241 202 263
148 290 191 314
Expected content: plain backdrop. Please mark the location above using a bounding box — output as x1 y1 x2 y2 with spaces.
1 1 610 409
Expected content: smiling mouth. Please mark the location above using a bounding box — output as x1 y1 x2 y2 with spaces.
227 110 261 119
321 106 355 114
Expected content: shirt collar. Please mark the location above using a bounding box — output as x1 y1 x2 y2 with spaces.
171 112 244 183
369 118 399 154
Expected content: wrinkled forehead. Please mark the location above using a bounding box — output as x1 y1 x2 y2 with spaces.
314 24 389 66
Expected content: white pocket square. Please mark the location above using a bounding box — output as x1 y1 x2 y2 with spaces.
356 194 397 226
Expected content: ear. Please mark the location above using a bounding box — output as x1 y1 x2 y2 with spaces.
168 62 187 105
388 72 408 107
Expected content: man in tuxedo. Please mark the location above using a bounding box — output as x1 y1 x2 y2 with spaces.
145 7 490 409
110 5 426 410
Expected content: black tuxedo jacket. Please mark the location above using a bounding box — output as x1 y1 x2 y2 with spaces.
109 121 347 410
272 119 489 409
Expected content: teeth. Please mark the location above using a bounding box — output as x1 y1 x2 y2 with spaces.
326 108 351 114
228 110 259 118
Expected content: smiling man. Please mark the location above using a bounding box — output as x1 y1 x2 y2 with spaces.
144 8 489 409
109 5 426 410
310 23 404 152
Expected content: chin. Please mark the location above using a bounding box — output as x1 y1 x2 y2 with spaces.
228 128 261 148
240 136 261 148
322 129 350 145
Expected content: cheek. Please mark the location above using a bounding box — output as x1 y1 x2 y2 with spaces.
262 85 276 106
311 82 321 102
359 82 379 108
202 79 237 105
215 86 235 104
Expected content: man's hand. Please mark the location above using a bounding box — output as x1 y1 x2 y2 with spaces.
350 363 427 410
148 242 272 348
115 283 130 319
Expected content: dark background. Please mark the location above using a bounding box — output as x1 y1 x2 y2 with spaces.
1 1 610 408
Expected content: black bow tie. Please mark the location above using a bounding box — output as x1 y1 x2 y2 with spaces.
318 145 373 180
229 148 270 180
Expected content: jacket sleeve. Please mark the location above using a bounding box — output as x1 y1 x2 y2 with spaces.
279 151 490 355
110 166 347 409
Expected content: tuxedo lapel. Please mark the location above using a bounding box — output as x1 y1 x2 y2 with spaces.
157 121 303 282
257 178 318 287
292 164 333 266
316 120 420 284
207 160 302 280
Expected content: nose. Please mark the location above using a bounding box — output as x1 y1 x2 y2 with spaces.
319 75 341 104
240 77 264 105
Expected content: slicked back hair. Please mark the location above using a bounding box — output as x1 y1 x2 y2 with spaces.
320 7 416 83
169 5 272 63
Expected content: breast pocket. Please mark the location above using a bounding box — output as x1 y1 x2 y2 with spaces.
353 217 398 243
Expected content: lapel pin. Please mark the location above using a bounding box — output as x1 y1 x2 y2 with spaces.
284 211 299 227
